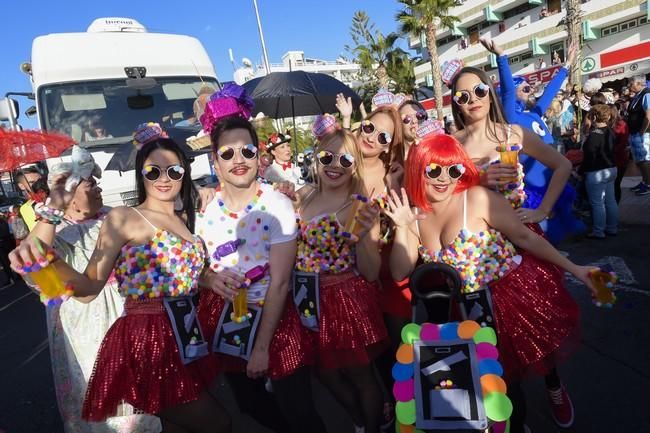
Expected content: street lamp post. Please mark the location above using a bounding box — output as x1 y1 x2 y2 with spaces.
252 0 272 75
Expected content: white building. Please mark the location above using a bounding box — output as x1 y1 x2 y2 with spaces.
233 50 363 88
410 0 650 110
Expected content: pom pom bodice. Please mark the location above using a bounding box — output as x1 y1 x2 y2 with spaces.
296 213 355 274
115 229 205 299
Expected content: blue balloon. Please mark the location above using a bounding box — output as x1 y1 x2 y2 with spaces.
440 322 460 340
392 362 414 381
478 359 504 376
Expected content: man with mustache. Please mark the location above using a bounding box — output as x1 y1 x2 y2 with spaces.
196 85 325 433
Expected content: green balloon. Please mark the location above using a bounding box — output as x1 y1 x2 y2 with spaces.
484 392 513 422
395 399 416 425
473 327 497 346
401 323 422 344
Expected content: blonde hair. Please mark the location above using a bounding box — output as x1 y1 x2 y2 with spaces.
305 129 366 207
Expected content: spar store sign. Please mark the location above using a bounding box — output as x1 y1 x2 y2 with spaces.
521 65 563 85
589 67 625 79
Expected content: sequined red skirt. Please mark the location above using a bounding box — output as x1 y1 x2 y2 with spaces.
82 297 219 421
198 290 314 379
378 243 412 319
490 252 579 380
316 273 388 369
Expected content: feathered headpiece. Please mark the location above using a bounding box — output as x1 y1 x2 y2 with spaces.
48 145 102 192
200 83 255 135
132 122 168 150
312 114 340 140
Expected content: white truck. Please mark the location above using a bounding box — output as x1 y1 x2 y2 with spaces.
1 17 220 206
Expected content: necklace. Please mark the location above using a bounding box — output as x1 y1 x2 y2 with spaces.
216 186 264 219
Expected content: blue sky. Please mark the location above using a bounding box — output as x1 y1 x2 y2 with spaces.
2 0 410 126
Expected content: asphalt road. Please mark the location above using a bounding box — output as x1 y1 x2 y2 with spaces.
1 223 649 433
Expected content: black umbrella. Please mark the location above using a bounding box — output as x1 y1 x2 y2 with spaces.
104 126 211 172
242 71 361 118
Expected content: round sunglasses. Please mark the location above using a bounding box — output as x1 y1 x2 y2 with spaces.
453 83 490 105
142 164 185 181
217 143 258 161
424 163 466 180
520 85 533 94
402 111 428 125
317 150 355 168
361 120 392 145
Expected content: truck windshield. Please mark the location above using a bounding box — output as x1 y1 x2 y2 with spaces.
38 77 219 146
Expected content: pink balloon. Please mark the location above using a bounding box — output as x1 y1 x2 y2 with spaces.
420 323 440 341
492 420 507 433
476 342 499 360
392 378 415 402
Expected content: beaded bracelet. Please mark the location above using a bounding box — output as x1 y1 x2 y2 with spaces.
34 202 65 225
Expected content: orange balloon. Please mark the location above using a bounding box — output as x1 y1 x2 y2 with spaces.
457 320 481 339
399 423 415 433
480 374 507 395
396 343 414 364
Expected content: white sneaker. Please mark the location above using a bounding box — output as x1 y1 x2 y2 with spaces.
354 425 365 433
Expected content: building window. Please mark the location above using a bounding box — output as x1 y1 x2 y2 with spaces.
547 0 561 14
508 55 521 64
601 15 648 38
502 2 537 20
549 42 565 64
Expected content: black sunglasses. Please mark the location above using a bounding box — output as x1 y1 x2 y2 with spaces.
424 163 465 180
317 150 355 168
521 85 533 94
217 143 258 161
453 83 490 105
142 164 185 181
402 111 428 125
361 120 392 145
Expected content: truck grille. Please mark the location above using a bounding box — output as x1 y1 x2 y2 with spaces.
120 190 139 207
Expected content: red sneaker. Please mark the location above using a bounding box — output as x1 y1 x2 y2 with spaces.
547 385 575 428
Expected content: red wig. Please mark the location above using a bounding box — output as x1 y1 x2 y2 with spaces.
405 134 480 211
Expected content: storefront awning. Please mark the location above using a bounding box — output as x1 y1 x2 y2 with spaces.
587 59 650 83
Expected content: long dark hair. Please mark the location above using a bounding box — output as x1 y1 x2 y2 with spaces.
450 67 518 144
135 138 198 232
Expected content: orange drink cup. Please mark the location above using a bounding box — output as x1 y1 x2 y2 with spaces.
589 269 617 307
344 194 369 237
31 263 67 300
497 145 521 183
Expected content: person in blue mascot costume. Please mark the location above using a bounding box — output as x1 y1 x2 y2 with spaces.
481 37 585 244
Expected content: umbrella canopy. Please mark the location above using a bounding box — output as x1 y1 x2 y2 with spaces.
0 129 76 172
242 71 361 119
104 127 211 172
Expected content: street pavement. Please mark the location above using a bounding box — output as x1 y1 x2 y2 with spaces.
0 185 648 433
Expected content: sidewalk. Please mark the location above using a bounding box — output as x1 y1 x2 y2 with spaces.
618 176 650 225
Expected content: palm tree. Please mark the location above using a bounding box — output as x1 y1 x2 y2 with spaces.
396 0 459 119
347 11 401 89
387 50 418 95
564 0 582 87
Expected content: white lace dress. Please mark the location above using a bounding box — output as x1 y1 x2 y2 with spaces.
45 210 161 433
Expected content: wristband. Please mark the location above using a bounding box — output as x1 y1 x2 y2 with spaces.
34 202 65 225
